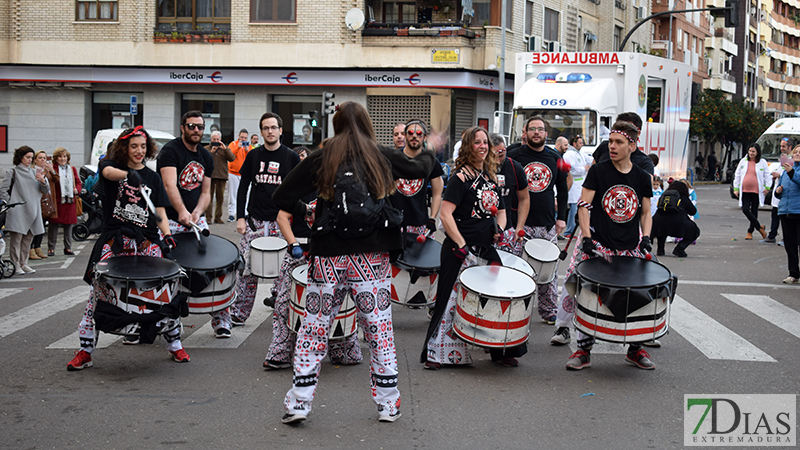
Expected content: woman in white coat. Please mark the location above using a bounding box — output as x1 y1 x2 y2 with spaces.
0 146 50 274
733 143 771 240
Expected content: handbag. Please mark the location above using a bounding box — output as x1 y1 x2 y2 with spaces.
75 196 83 216
41 193 56 219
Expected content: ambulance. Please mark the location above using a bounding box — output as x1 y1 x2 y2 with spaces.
509 52 693 180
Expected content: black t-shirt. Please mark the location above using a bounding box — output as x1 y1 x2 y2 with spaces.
593 141 655 175
583 160 652 251
156 138 214 221
238 144 300 221
390 151 444 227
290 191 317 239
506 145 568 227
99 160 169 232
443 170 505 248
496 156 528 229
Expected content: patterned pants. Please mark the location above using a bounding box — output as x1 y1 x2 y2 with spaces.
555 229 645 350
77 237 183 354
495 227 524 256
169 218 231 332
230 219 282 322
284 252 400 417
522 225 559 320
265 252 362 365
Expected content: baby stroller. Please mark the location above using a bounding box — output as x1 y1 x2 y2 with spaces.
72 189 103 241
0 201 27 279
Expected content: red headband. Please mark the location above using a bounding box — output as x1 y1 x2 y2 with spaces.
119 126 146 141
610 130 636 143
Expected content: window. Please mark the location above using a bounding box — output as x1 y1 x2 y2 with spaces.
383 2 415 23
251 0 295 22
473 0 491 26
157 0 231 31
504 0 513 27
524 1 533 36
544 8 559 41
76 1 118 21
613 25 622 51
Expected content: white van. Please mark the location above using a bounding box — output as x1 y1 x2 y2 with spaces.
755 117 800 162
86 128 175 173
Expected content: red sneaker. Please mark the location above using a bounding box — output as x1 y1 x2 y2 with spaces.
67 350 93 371
170 348 191 363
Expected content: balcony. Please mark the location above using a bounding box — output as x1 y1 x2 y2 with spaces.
704 36 738 56
152 29 230 43
362 22 476 38
703 74 737 93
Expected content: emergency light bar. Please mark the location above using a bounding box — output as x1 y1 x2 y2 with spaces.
537 73 593 83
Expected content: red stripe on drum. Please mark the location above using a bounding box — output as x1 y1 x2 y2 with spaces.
455 304 531 330
187 291 234 309
575 315 667 336
453 327 529 348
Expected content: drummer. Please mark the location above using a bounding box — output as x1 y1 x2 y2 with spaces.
561 120 655 371
68 127 187 371
421 126 528 369
157 110 233 338
491 133 529 256
506 116 570 324
263 193 363 370
229 112 300 324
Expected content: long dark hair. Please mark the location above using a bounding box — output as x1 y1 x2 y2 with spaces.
667 180 689 197
316 101 394 200
13 146 34 166
748 143 761 163
455 126 497 181
108 127 158 167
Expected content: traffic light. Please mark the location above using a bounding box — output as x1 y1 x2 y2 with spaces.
322 91 336 116
725 0 738 28
308 110 318 127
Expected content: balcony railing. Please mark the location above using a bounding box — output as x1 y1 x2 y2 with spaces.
615 0 627 9
714 27 734 42
362 22 475 38
152 29 230 43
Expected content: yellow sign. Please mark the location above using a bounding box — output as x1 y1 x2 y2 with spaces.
432 49 460 64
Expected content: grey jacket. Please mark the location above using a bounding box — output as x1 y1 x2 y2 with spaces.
0 165 49 235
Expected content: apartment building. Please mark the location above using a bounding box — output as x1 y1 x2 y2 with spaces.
0 0 649 165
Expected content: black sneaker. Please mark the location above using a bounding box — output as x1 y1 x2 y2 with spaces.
215 328 231 339
625 348 655 370
230 316 245 327
263 359 292 370
550 327 570 345
281 412 307 424
122 335 140 345
263 295 277 308
672 248 688 258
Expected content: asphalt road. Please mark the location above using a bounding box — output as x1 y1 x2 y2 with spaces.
0 184 797 449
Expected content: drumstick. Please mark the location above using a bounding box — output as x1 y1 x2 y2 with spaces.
559 222 581 261
139 185 161 223
489 206 500 235
188 221 208 252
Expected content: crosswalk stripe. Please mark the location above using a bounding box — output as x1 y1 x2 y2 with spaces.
721 294 800 340
181 306 272 349
0 288 27 301
0 286 89 339
670 295 776 362
47 331 121 350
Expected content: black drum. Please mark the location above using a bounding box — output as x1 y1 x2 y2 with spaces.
168 233 243 314
566 256 677 343
390 233 441 307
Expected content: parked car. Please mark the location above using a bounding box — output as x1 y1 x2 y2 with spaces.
85 128 175 174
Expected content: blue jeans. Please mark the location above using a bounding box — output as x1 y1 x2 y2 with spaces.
565 202 577 236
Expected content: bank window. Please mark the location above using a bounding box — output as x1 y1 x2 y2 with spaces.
544 8 559 41
91 92 145 142
181 93 235 145
250 0 296 22
273 95 323 149
76 1 118 21
157 0 231 32
383 2 415 23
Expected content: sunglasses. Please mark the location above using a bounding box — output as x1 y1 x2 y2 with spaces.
184 123 205 131
406 130 424 136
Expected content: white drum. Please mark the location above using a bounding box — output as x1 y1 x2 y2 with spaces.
288 266 358 340
497 250 535 278
250 236 287 279
523 238 560 284
453 266 537 349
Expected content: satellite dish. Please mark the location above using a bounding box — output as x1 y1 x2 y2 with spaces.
345 8 365 31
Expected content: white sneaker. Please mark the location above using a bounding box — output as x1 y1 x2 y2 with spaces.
21 265 35 274
14 266 26 275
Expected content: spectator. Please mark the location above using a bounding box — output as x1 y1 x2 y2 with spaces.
649 153 661 178
227 129 251 222
706 150 718 181
47 147 82 256
651 180 700 257
392 123 406 150
0 146 50 274
294 146 309 160
650 176 663 217
733 144 770 240
763 137 793 244
29 151 56 260
250 134 260 147
774 144 800 283
694 153 705 180
206 130 235 224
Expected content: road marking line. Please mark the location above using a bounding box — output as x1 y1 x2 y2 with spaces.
1 276 84 283
47 331 121 349
722 294 800 340
0 288 26 301
670 295 775 362
678 280 800 290
0 286 89 338
182 306 272 349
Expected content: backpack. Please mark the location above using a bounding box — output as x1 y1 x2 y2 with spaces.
315 164 403 238
657 189 682 213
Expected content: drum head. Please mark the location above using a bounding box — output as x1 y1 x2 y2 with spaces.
524 238 560 262
251 236 287 251
95 256 182 287
459 266 536 299
498 250 534 278
576 256 671 289
397 233 442 271
170 234 240 270
292 265 308 285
